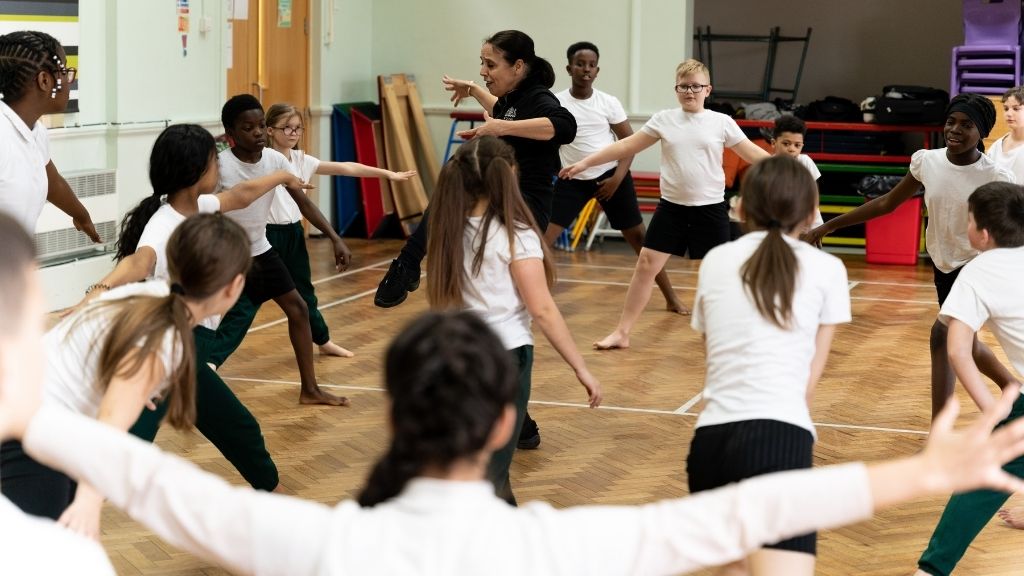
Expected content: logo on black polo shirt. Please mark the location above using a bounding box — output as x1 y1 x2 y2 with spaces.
503 107 517 121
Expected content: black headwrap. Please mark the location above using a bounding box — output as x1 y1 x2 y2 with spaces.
946 93 996 151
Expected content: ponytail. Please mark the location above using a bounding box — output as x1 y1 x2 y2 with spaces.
114 195 163 261
526 55 556 89
737 155 818 329
358 311 516 507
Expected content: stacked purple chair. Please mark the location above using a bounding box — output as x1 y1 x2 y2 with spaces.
951 0 1022 96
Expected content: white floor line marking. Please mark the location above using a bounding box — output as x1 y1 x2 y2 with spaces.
310 258 393 286
554 262 698 275
246 288 377 333
673 392 703 414
848 281 861 290
222 376 929 435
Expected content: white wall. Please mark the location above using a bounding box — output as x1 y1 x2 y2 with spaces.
693 0 963 105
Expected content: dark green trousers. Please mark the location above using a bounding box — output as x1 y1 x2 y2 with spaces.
207 222 331 366
486 345 533 506
130 326 279 491
918 394 1024 575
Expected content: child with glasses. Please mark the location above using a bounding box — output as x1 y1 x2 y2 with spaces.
206 103 417 362
0 30 98 243
560 59 770 349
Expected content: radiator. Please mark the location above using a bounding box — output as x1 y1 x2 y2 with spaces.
34 169 118 263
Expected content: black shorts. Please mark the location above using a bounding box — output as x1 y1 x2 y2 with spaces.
550 169 644 231
643 199 730 259
244 249 297 305
932 264 964 306
686 419 816 555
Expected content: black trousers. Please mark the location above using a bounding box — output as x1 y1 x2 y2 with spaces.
0 440 76 520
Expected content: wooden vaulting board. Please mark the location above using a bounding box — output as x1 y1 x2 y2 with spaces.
378 74 439 234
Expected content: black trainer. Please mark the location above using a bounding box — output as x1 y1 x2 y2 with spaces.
374 258 421 308
517 413 541 450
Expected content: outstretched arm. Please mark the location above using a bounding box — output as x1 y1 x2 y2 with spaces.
316 161 416 182
216 170 309 213
62 247 158 316
285 186 352 271
806 173 922 245
511 258 602 407
560 132 659 180
58 353 165 540
46 161 100 243
443 75 498 114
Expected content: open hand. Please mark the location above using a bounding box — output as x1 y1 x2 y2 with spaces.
74 218 101 243
442 75 475 107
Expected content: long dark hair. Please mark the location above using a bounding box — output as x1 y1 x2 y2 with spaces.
358 311 518 507
738 155 818 329
0 213 38 335
485 30 555 89
115 124 217 261
0 30 63 103
426 136 554 310
76 213 251 428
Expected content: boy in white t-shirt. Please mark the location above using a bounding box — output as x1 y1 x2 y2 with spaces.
915 181 1024 576
549 42 685 314
560 59 770 349
770 115 824 230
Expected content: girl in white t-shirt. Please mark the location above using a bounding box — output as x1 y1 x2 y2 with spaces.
0 211 251 541
222 102 414 360
809 94 1018 419
424 136 602 505
0 31 99 241
689 155 851 576
560 59 770 350
989 87 1024 178
70 124 303 497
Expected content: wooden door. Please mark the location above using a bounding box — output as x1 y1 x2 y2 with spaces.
226 0 309 147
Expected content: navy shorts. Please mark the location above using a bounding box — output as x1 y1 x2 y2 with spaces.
643 199 730 259
687 419 816 555
551 168 644 231
245 248 297 305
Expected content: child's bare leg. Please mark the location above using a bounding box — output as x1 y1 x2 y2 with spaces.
274 290 349 406
594 247 672 350
318 341 355 358
930 319 956 419
621 224 688 314
972 335 1018 387
749 549 814 576
543 223 565 247
998 506 1024 529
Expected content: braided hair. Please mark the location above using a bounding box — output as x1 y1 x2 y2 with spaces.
357 311 518 507
0 30 63 103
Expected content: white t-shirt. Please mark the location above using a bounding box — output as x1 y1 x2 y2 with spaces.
462 217 544 350
639 108 746 206
0 100 51 234
137 195 222 282
692 231 851 435
989 135 1024 181
268 149 320 225
555 88 627 180
0 496 114 575
218 148 292 256
796 154 825 228
940 246 1024 378
909 148 1016 273
44 281 183 417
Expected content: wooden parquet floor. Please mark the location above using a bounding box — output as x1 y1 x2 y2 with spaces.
96 236 1023 575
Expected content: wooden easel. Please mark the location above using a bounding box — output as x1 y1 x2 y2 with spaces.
378 74 439 235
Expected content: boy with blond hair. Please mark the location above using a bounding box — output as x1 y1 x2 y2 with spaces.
561 59 770 349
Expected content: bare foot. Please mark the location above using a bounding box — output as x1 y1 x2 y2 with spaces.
594 331 629 350
998 507 1024 529
665 299 691 315
299 388 350 406
318 341 355 358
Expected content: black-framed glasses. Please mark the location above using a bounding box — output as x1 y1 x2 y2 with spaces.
272 125 304 136
674 83 708 94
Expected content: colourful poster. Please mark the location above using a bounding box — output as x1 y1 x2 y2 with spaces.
177 0 190 56
0 0 80 113
277 0 292 28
